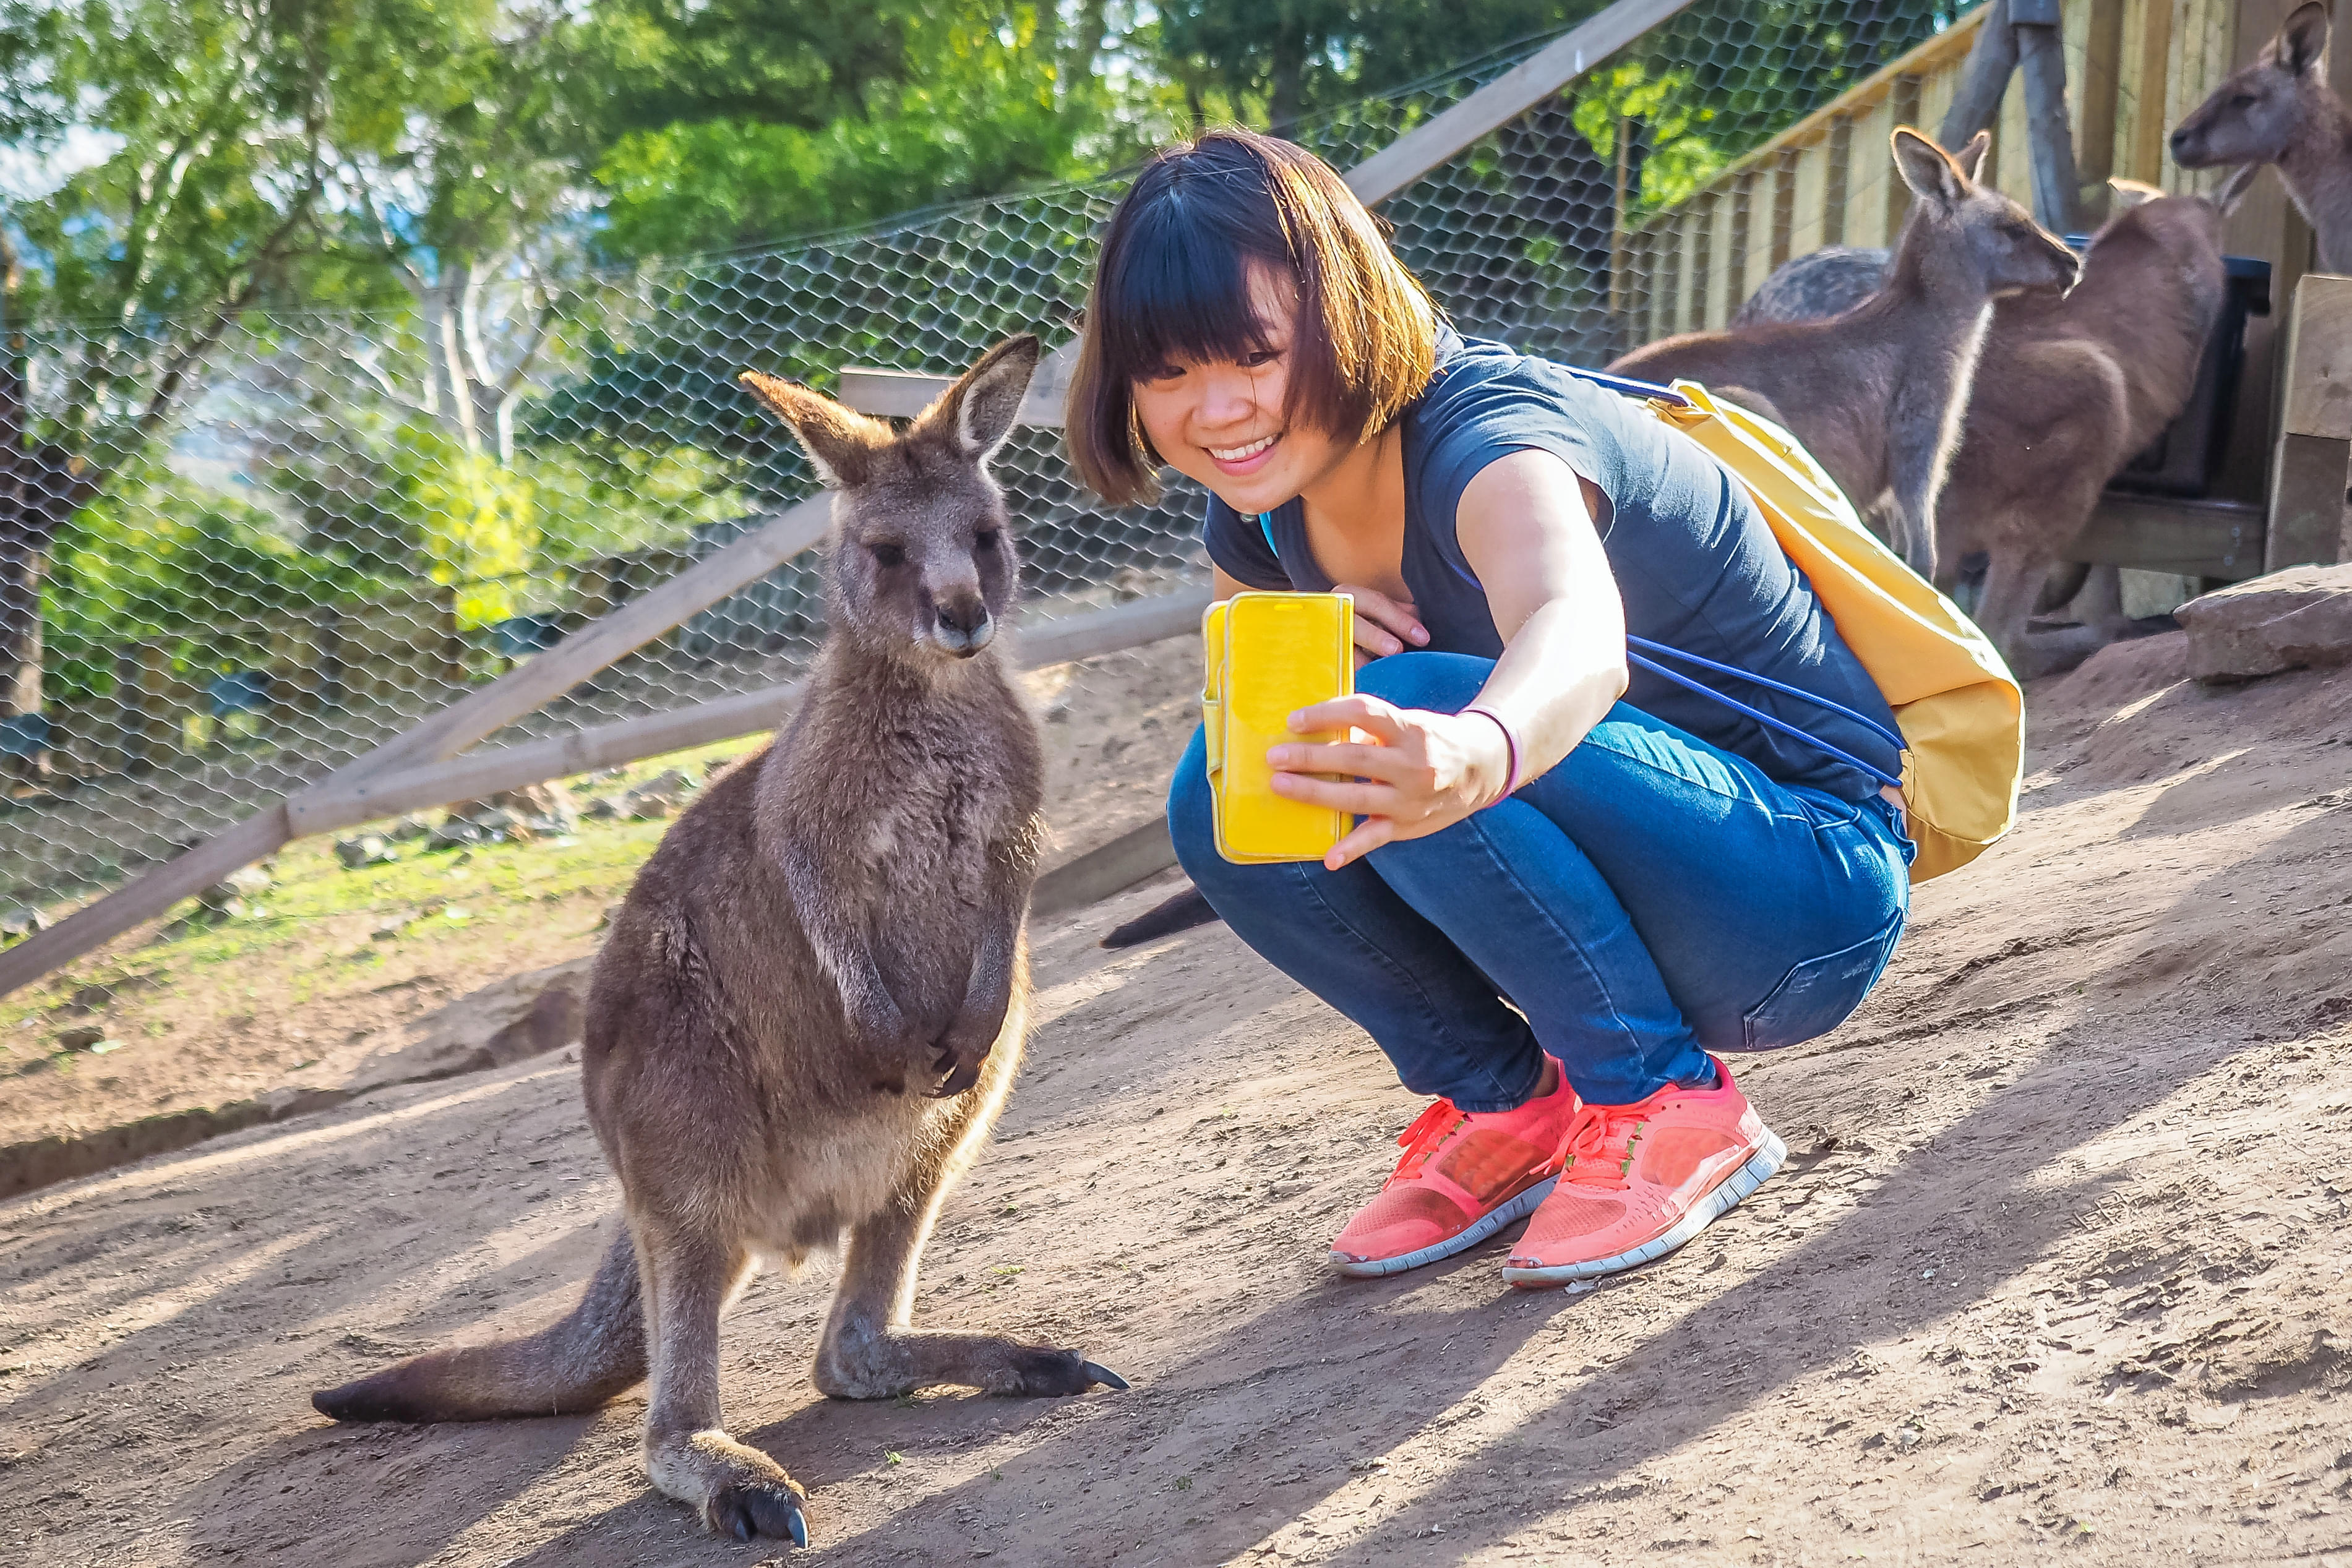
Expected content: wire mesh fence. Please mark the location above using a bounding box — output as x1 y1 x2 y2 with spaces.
0 0 1967 915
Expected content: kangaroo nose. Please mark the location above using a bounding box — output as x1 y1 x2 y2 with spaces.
2168 127 2192 154
934 593 994 656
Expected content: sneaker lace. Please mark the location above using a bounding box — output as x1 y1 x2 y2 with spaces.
1389 1099 1466 1180
1558 1102 1646 1191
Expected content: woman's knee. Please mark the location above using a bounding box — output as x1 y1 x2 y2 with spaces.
1354 650 1492 713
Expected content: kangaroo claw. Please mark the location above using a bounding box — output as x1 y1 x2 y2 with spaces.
1082 1360 1131 1391
711 1480 808 1548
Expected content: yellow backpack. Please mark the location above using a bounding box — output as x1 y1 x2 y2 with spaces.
1639 380 2024 883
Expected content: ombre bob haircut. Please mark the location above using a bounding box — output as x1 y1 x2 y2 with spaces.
1066 128 1440 505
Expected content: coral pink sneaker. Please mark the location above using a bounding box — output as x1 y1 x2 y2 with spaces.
1501 1056 1783 1288
1331 1058 1581 1278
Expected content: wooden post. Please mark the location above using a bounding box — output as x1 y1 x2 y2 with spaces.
1825 116 1855 246
1939 0 2020 148
2077 0 2128 215
2012 0 2083 233
2129 0 2176 184
2266 272 2352 568
1887 74 1925 243
2221 0 2321 505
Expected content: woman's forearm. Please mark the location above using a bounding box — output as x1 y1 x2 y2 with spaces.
1465 599 1629 787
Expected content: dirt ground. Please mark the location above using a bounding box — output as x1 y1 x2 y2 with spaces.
5 629 2352 1567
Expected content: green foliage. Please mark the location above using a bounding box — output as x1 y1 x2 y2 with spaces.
260 416 742 610
596 40 1077 256
38 456 358 705
587 1 1164 259
1155 0 1608 129
1573 61 1722 214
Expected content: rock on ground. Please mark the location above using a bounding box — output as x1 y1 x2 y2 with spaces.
2176 562 2352 683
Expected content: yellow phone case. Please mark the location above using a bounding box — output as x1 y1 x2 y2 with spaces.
1202 591 1355 863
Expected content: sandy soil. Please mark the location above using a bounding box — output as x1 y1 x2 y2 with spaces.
4 630 2352 1567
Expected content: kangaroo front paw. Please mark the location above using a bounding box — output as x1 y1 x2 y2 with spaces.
649 1429 809 1547
992 1346 1132 1397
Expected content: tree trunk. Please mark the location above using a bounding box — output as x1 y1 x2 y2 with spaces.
0 247 49 784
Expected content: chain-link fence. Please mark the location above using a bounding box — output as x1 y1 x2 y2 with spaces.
0 0 1964 913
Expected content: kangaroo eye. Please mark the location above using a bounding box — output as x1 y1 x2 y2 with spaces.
2231 93 2256 108
974 528 1000 551
868 542 905 569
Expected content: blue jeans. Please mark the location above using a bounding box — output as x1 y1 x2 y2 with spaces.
1168 651 1914 1110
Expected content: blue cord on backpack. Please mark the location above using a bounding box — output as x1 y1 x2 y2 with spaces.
1625 636 1905 791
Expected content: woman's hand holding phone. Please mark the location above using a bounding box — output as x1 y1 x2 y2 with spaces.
1265 695 1513 871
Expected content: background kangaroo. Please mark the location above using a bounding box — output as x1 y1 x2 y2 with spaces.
1731 170 2257 672
1610 127 2079 581
1931 169 2259 672
2171 1 2352 273
312 335 1125 1548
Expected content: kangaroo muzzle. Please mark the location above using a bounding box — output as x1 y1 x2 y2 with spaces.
930 591 995 657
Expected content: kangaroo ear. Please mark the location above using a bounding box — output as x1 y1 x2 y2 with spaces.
1952 129 1991 182
1892 127 1966 207
2280 1 2330 75
917 334 1041 465
739 371 892 490
2108 177 2165 210
2210 162 2263 216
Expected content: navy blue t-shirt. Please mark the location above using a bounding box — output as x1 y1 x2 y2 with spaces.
1203 329 1902 802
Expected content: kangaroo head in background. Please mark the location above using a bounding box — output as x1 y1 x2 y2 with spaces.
2171 1 2333 169
1889 127 2080 302
740 335 1041 662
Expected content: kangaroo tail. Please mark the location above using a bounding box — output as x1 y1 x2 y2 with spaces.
313 1224 645 1423
1101 885 1222 949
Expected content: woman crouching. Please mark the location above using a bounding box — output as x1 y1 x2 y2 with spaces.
1064 129 1914 1287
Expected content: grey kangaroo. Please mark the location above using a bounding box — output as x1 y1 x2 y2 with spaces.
1936 170 2259 670
1733 169 2258 670
2172 1 2352 273
312 335 1125 1548
1611 127 2079 582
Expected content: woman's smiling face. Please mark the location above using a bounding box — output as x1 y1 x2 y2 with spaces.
1128 265 1354 516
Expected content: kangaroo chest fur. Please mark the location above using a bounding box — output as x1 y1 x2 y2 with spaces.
763 651 1044 1033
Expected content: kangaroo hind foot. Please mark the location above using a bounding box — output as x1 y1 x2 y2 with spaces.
635 1225 809 1546
810 1188 1129 1402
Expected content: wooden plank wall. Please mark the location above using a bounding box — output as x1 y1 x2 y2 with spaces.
1621 0 2259 346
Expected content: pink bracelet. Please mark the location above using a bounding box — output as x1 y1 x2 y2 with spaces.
1462 706 1521 801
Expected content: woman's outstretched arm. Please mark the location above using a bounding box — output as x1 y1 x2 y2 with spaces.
1268 448 1627 868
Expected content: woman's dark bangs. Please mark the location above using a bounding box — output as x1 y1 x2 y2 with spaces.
1099 187 1285 381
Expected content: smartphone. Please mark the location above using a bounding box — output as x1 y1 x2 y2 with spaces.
1202 591 1355 863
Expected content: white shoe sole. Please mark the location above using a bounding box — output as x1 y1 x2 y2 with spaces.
1331 1174 1560 1279
1498 1127 1787 1288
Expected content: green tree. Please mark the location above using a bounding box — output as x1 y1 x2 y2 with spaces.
583 0 1167 259
0 0 357 761
1153 0 1608 131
